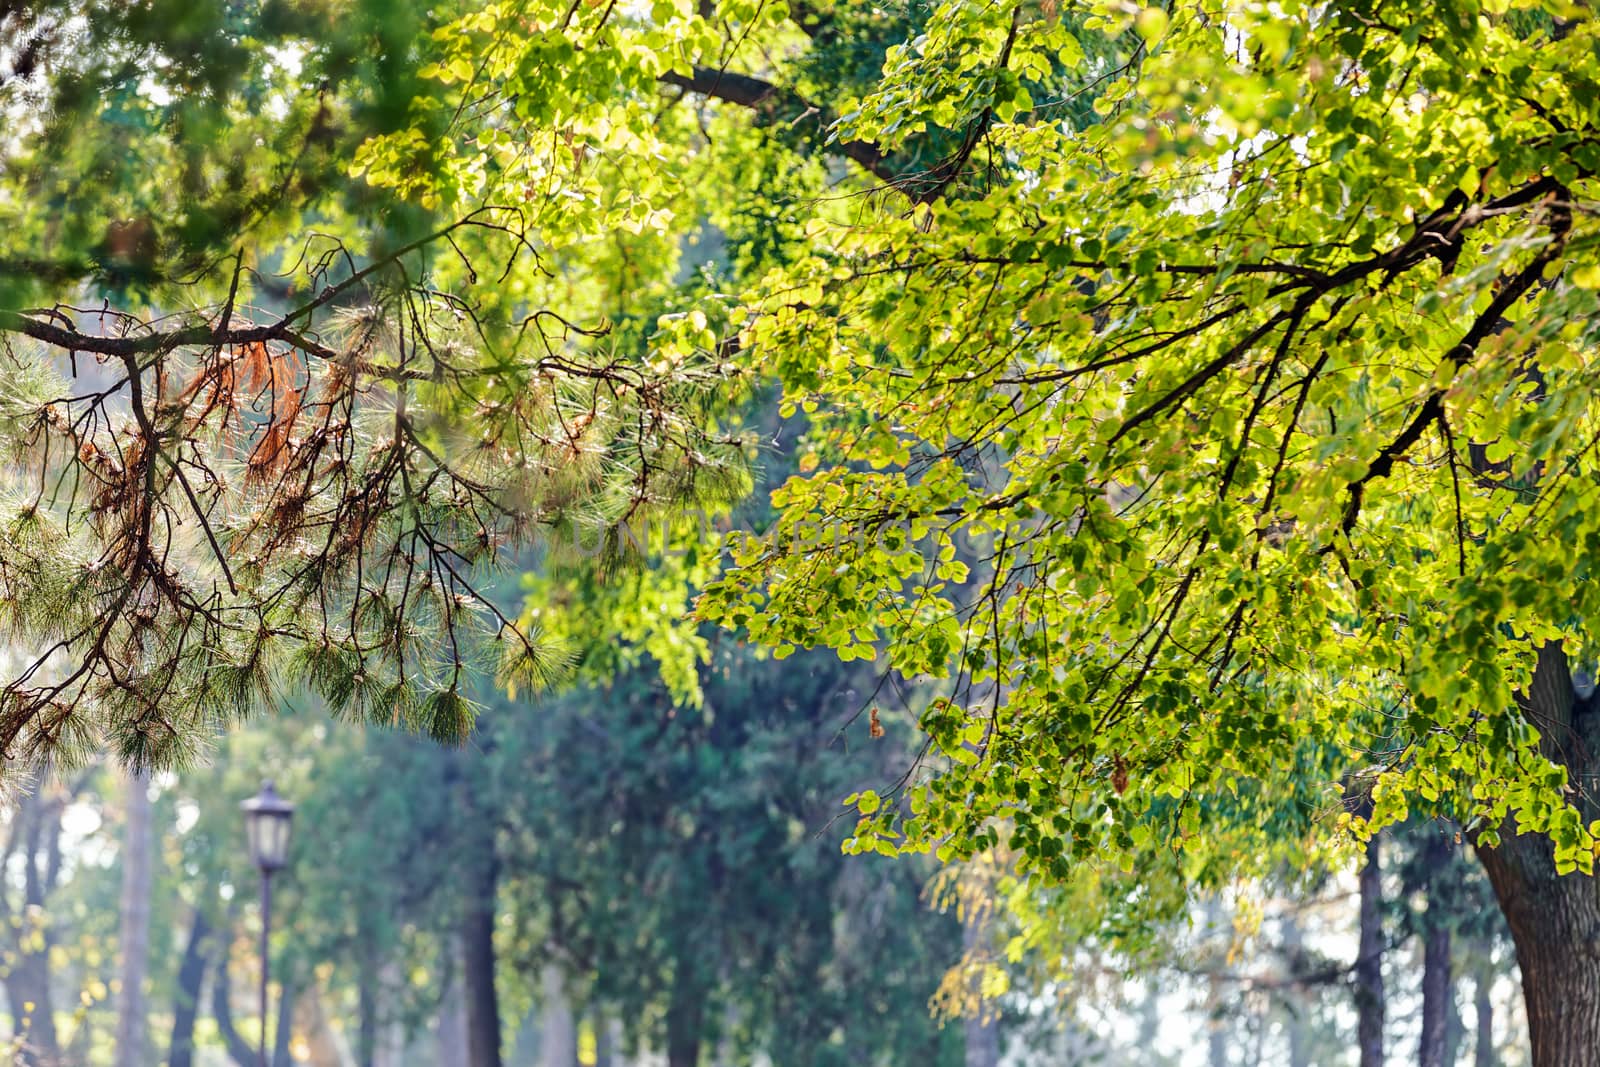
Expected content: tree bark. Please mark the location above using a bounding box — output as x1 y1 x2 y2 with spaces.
376 960 407 1067
1475 642 1600 1067
665 975 705 1067
1356 835 1385 1067
1474 967 1496 1067
213 951 263 1067
1206 977 1228 1063
539 964 577 1067
271 972 296 1067
168 906 212 1067
1445 967 1466 1067
1420 832 1454 1067
435 963 469 1067
5 786 65 1067
1279 914 1312 1067
115 769 154 1067
962 901 1000 1067
6 946 58 1067
1477 825 1600 1067
1420 917 1452 1067
461 834 502 1067
296 984 348 1067
594 1015 619 1067
657 69 893 182
356 955 378 1067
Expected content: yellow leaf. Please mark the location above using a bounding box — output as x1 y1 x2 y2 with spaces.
1135 7 1168 40
1571 263 1600 289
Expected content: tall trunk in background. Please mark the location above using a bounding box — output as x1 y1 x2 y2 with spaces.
450 740 503 1067
461 825 502 1067
1475 642 1600 1067
213 951 264 1067
1419 832 1454 1067
298 985 349 1067
356 946 380 1067
1356 834 1385 1067
1279 914 1312 1067
1419 921 1453 1067
1135 986 1160 1051
1203 898 1229 1067
376 960 408 1067
594 1015 619 1067
664 971 706 1067
1445 970 1466 1067
168 906 212 1067
1284 1006 1311 1067
356 973 377 1067
507 1006 540 1065
962 902 1000 1067
6 945 58 1067
1474 967 1497 1067
539 964 577 1067
435 964 469 1067
5 786 66 1067
115 770 153 1067
1206 981 1228 1067
271 973 296 1067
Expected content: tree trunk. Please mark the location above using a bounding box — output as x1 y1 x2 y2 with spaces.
1207 980 1228 1067
1477 829 1600 1067
1474 967 1496 1067
1420 832 1453 1067
1356 834 1385 1067
356 947 381 1067
296 985 348 1067
435 964 469 1067
6 787 63 1067
594 1015 619 1067
115 769 154 1067
272 972 296 1067
1201 897 1230 1067
1475 643 1600 1067
6 947 59 1067
508 1006 540 1065
168 906 212 1067
1420 919 1452 1067
376 960 407 1067
213 950 264 1067
665 976 705 1067
962 902 1000 1067
1279 914 1312 1067
1445 966 1466 1067
1135 985 1160 1050
461 838 502 1067
539 964 577 1067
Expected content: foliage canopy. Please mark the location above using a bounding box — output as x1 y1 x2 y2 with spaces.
4 0 1600 951
697 1 1600 891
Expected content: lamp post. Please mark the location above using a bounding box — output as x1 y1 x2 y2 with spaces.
241 780 294 1067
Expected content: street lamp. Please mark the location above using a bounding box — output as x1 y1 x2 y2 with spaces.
241 780 294 1067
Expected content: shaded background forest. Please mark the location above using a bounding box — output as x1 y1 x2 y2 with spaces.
0 654 1535 1066
0 353 1540 1066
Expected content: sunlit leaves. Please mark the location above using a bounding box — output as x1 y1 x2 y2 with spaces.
701 0 1600 914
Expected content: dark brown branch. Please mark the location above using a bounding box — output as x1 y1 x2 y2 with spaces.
1332 192 1570 542
660 67 896 182
0 310 339 361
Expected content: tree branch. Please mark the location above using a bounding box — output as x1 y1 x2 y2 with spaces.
660 66 896 183
0 310 339 361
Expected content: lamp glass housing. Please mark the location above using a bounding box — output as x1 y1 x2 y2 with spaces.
242 780 294 872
